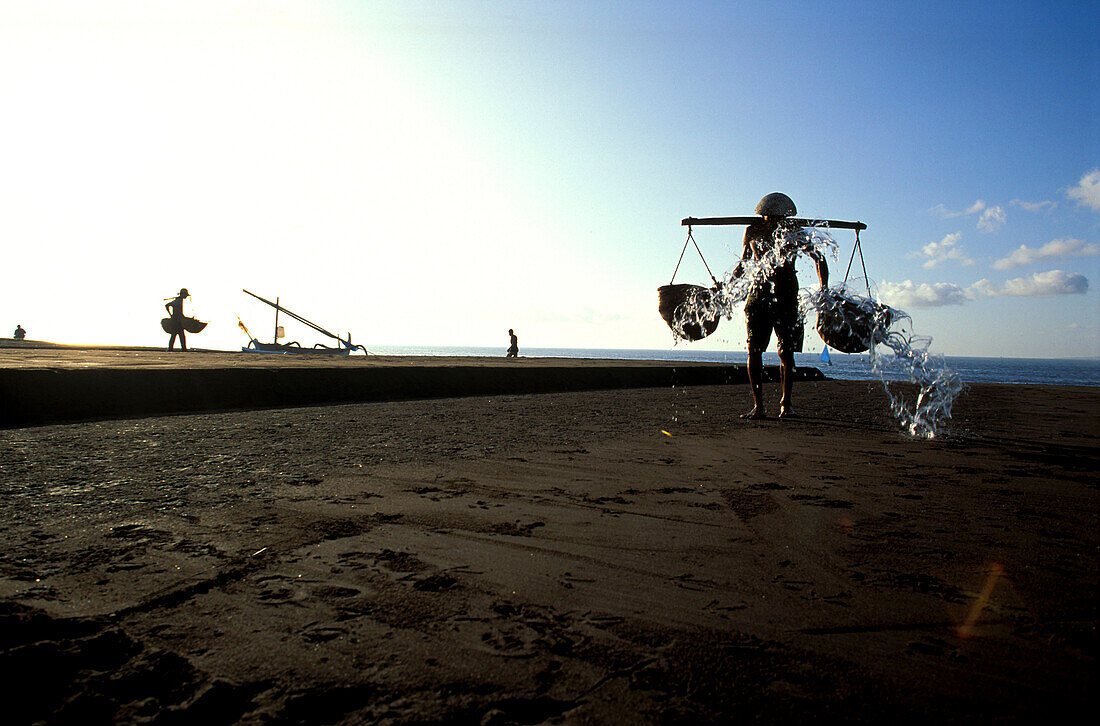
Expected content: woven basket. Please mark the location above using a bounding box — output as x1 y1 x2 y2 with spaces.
815 299 891 354
658 284 720 341
161 317 208 335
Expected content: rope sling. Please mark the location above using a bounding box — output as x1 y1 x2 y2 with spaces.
668 226 718 287
843 228 872 299
658 225 722 340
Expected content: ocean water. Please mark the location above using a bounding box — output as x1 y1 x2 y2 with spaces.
367 345 1100 387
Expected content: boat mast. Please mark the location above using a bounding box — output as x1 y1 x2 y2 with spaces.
243 289 354 350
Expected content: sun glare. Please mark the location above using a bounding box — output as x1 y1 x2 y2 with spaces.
1 1 591 350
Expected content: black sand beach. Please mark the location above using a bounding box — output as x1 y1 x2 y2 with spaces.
1 350 1096 723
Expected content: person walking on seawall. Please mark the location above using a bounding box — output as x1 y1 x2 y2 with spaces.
506 329 519 357
733 193 828 419
13 324 26 340
166 288 190 351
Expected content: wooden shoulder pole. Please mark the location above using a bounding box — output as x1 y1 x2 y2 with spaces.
682 216 866 231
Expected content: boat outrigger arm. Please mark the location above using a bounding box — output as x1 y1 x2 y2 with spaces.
242 289 367 354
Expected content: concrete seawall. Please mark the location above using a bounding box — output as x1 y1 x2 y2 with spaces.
0 348 823 427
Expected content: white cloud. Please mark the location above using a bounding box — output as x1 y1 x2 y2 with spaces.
913 232 973 269
968 270 1089 298
992 238 1100 270
976 205 1006 233
965 279 1002 299
1066 169 1100 213
879 270 1090 310
929 200 1008 232
877 280 968 308
929 200 985 218
1011 199 1057 213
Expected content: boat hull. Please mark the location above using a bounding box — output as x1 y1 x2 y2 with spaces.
243 341 350 355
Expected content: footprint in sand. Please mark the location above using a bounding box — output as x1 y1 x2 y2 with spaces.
703 599 748 617
747 481 788 491
301 624 347 643
488 520 546 537
255 575 310 606
788 493 854 509
106 523 173 544
448 603 580 659
411 573 460 592
372 549 429 574
310 584 363 600
721 490 780 519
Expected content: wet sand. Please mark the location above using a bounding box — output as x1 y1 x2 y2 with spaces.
0 355 1096 723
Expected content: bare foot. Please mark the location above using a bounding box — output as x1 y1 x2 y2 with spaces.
779 406 796 419
740 407 767 420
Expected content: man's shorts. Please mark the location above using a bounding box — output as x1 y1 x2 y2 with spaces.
744 271 804 354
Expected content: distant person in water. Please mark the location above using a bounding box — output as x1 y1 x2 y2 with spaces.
733 193 828 420
506 329 519 357
165 288 190 351
13 324 26 340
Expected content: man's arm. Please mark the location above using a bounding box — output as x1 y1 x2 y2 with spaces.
811 251 829 288
733 227 754 278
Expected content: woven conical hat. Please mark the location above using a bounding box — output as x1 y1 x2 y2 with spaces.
754 192 796 217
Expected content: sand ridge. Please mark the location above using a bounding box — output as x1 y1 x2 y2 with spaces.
0 348 821 427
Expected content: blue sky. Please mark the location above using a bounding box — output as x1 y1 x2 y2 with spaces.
1 0 1096 357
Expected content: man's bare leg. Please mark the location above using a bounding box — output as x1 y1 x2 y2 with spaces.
742 349 767 419
778 349 795 418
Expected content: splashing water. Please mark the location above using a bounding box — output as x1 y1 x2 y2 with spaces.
672 223 965 438
805 282 966 438
875 330 967 439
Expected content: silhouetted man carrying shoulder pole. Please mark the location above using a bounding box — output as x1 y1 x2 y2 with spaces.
733 193 828 419
166 288 190 351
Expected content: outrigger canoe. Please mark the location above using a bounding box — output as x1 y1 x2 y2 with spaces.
239 289 367 355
